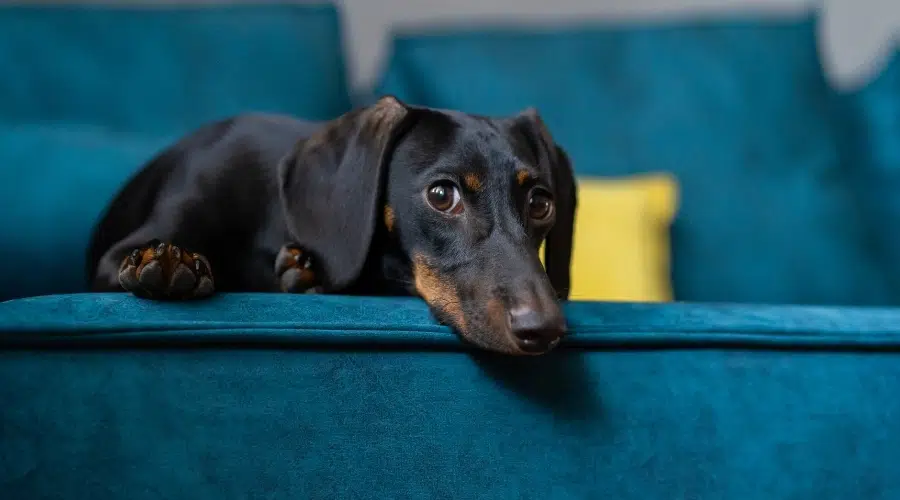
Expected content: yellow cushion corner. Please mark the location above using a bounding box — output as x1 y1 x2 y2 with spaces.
542 172 679 302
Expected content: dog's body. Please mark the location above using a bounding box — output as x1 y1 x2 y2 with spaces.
89 114 325 294
88 96 577 355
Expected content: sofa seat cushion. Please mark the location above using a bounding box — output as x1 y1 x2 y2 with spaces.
2 294 900 498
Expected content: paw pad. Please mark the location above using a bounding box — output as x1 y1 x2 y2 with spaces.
118 240 214 300
275 245 321 293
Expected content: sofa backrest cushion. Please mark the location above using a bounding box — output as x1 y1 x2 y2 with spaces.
376 15 892 305
0 3 353 300
0 3 352 134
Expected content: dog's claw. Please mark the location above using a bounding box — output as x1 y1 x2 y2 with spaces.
275 244 321 293
128 248 142 266
194 255 209 275
118 241 215 300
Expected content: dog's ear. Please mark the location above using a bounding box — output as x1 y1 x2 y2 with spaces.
545 144 577 299
277 95 412 291
513 108 578 300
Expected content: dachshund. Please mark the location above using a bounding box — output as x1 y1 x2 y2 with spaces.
87 96 577 355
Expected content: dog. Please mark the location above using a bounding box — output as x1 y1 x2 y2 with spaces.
86 96 577 355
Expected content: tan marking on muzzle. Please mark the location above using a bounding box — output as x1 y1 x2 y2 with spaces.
412 254 466 331
485 297 509 334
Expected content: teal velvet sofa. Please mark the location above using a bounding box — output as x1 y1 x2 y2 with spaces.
3 3 900 499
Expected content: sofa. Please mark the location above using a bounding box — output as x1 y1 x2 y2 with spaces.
2 3 900 499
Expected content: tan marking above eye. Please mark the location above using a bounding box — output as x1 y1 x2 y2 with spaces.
384 205 395 232
464 173 483 191
516 170 531 186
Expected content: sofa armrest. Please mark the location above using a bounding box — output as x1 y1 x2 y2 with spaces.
2 293 900 499
2 293 900 350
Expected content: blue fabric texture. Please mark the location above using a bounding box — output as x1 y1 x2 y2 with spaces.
2 9 900 498
0 4 352 133
376 15 890 305
0 126 174 301
2 293 900 499
0 3 353 301
840 52 900 296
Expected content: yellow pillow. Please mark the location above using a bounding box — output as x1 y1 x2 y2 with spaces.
541 173 679 302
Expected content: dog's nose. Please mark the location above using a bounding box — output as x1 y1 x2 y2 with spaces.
508 305 566 353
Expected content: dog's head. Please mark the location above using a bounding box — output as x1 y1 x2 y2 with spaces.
278 96 577 355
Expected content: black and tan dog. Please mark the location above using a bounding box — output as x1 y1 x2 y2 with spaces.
87 96 577 355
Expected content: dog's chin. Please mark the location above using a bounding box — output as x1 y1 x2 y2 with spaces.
449 319 562 356
424 303 561 356
462 332 561 356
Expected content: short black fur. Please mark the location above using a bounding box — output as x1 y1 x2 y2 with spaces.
88 96 578 355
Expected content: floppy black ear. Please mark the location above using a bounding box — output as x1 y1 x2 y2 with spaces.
277 96 412 291
513 108 578 300
545 144 577 300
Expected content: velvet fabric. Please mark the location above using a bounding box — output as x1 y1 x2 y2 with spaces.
3 6 900 498
0 3 353 301
375 15 892 306
2 293 900 499
0 4 351 132
0 126 174 301
840 53 900 299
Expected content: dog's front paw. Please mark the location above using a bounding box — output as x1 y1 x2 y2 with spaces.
118 239 214 300
275 244 322 294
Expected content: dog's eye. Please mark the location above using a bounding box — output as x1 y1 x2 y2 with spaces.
426 182 463 214
528 188 554 221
